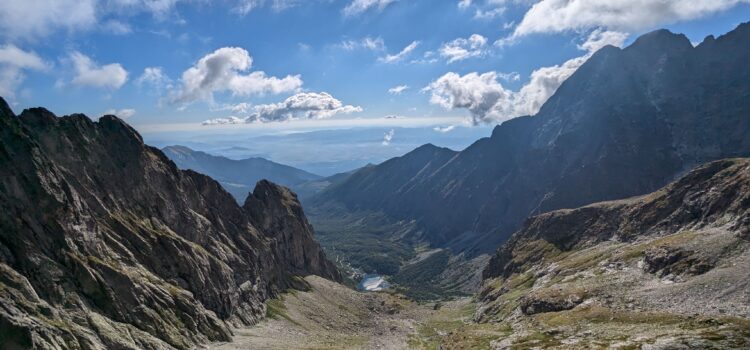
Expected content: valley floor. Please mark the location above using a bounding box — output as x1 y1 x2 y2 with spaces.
208 276 499 350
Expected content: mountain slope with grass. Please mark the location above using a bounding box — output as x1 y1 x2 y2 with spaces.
476 158 750 348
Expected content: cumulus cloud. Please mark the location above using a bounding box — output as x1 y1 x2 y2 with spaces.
202 92 362 125
339 37 386 51
382 129 395 145
424 29 627 124
0 45 50 99
379 41 420 64
69 51 128 89
104 108 136 118
171 47 302 106
388 85 409 95
512 0 750 38
458 0 472 9
439 34 488 63
343 0 398 16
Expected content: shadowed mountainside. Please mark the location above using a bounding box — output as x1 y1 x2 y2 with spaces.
311 23 750 260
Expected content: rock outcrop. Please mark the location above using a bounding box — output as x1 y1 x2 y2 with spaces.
476 159 750 348
0 98 340 350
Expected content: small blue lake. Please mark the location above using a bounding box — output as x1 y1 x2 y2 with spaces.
357 274 391 291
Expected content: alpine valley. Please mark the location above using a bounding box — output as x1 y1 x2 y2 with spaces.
1 11 750 350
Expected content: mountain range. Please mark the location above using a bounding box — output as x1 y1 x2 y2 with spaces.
310 23 750 267
162 145 322 202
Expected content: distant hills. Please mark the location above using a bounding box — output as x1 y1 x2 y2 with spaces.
162 145 322 202
309 23 750 288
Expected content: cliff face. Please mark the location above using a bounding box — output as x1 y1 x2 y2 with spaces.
0 98 340 350
475 159 750 347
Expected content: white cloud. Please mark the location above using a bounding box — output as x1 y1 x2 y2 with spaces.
0 0 189 41
69 51 128 89
136 67 172 90
388 85 409 95
512 0 750 38
577 29 629 53
425 30 627 124
0 45 50 99
0 0 97 40
434 125 457 133
0 45 49 70
458 0 472 9
104 108 136 118
107 0 180 19
439 34 488 63
234 0 300 15
379 41 420 64
171 47 303 106
339 37 386 51
343 0 398 16
382 128 395 145
498 71 521 82
202 92 362 125
102 20 133 35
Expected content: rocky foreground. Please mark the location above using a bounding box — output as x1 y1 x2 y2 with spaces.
0 98 339 349
477 159 750 348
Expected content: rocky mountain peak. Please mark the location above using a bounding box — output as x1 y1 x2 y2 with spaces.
627 28 693 54
0 100 340 349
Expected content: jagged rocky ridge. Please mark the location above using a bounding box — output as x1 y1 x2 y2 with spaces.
476 159 750 347
312 23 750 257
0 98 340 350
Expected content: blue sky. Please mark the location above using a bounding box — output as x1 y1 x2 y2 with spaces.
2 0 750 174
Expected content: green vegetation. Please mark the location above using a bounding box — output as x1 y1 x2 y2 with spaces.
392 250 452 300
308 206 416 275
265 297 303 327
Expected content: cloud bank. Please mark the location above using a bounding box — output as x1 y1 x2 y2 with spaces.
512 0 750 37
202 92 362 125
